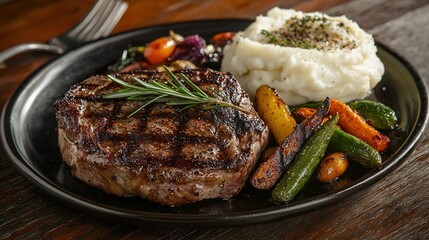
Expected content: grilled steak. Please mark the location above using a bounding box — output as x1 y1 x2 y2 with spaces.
55 69 269 205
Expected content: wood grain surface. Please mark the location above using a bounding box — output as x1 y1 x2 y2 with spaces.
1 0 428 239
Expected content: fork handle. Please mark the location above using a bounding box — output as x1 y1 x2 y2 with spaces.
0 42 64 64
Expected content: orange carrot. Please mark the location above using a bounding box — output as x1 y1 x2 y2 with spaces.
294 107 334 125
294 107 317 122
329 99 389 152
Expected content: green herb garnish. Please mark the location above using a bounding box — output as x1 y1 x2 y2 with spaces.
261 29 317 50
260 15 356 51
103 66 250 116
107 46 145 72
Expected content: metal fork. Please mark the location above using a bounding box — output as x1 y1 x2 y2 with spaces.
0 0 128 65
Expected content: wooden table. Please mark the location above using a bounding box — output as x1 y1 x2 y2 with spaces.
1 0 428 239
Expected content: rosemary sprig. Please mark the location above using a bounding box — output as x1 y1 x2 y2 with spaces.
103 66 250 116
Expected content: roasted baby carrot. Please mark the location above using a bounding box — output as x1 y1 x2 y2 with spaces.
329 99 389 152
294 107 318 122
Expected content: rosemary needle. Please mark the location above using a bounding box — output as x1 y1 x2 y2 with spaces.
103 66 250 116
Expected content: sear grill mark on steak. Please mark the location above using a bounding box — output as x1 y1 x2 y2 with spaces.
55 69 269 205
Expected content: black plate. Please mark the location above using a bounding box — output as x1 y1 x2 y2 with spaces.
1 20 428 227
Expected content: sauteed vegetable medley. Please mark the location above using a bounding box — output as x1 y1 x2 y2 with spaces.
108 31 235 73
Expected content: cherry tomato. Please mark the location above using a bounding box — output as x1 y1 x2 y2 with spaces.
144 36 176 65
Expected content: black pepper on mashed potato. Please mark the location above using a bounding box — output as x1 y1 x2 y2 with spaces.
221 7 384 105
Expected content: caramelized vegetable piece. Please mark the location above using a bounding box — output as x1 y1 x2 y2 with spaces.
255 85 296 144
260 146 278 161
272 114 339 204
293 107 316 120
294 107 314 122
294 107 333 126
251 97 331 190
144 36 176 65
329 99 390 152
211 31 235 45
317 152 348 183
251 125 305 190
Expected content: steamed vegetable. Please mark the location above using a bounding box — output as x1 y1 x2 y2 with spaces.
272 114 339 204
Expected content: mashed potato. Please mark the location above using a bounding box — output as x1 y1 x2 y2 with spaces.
221 8 384 106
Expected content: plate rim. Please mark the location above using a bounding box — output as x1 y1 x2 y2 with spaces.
1 19 428 227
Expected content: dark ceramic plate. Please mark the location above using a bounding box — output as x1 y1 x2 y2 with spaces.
1 20 428 227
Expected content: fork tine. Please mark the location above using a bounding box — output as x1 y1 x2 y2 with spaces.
72 0 116 41
75 0 128 41
66 0 109 38
90 1 128 39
